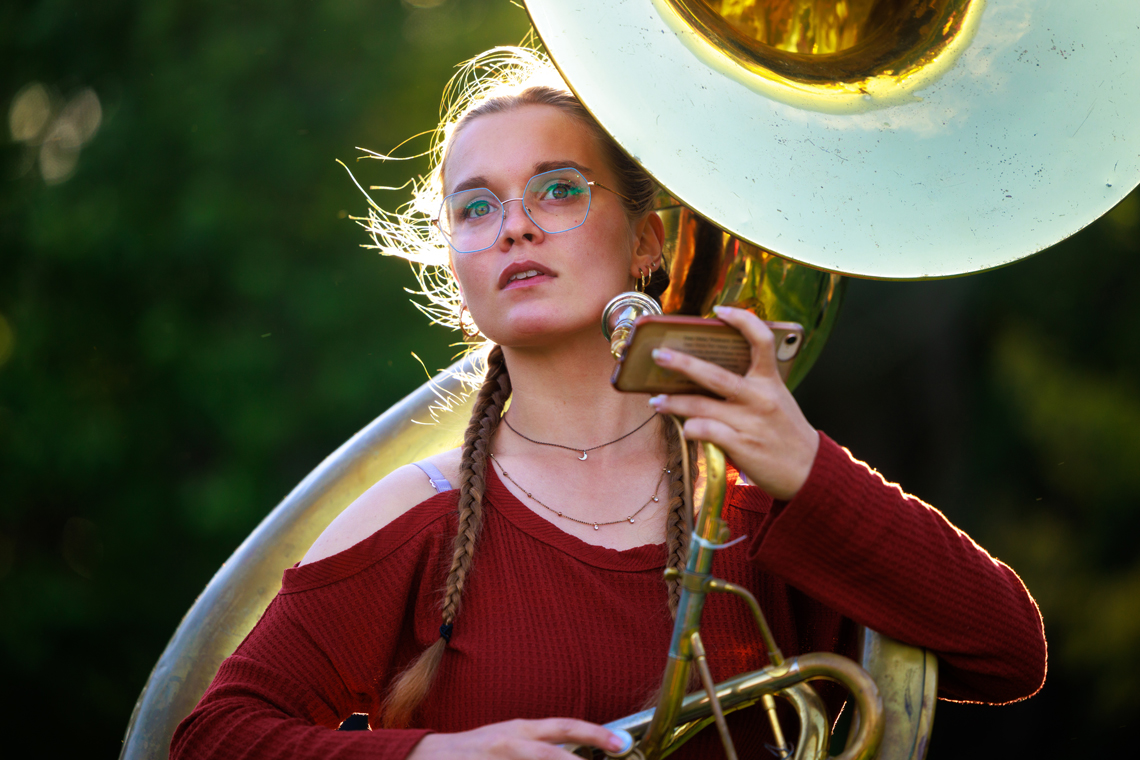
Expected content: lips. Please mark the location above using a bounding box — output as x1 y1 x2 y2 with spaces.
498 260 555 290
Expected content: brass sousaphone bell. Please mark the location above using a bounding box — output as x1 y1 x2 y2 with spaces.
120 1 1140 758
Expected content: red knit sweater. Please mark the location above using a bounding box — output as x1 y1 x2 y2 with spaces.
171 434 1046 760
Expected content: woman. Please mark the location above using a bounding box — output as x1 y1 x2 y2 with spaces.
171 49 1046 760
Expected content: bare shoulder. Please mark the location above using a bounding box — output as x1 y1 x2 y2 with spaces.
299 448 463 566
421 446 463 488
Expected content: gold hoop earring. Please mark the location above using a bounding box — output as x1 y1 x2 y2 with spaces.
637 267 648 293
458 303 480 340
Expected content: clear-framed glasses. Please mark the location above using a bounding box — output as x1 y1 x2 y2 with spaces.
433 167 633 254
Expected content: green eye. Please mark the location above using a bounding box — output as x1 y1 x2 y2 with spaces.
539 180 584 202
463 199 493 220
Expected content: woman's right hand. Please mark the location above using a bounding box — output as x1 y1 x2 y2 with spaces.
407 718 625 760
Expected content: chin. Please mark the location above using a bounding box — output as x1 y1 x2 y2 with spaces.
483 314 597 348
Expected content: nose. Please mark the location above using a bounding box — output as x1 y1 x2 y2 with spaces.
497 197 545 250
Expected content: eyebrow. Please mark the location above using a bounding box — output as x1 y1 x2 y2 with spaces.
448 161 596 195
451 175 491 194
533 160 594 177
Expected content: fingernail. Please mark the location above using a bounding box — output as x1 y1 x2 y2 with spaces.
648 394 667 408
609 730 632 753
712 305 728 315
652 348 673 363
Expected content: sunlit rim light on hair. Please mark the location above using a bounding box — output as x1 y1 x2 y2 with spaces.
343 45 562 346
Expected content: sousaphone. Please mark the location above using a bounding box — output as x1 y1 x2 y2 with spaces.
120 1 1140 758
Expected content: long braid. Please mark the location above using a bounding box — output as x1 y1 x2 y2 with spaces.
662 418 687 616
381 345 511 728
662 417 700 616
660 417 703 699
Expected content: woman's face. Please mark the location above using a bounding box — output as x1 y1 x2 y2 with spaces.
442 104 654 348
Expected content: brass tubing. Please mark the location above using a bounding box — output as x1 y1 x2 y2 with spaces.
601 291 663 359
690 631 738 760
705 577 784 666
607 652 882 760
761 693 792 760
629 438 883 760
777 684 831 760
640 442 728 758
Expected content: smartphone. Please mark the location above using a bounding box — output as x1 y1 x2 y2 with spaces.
611 314 804 396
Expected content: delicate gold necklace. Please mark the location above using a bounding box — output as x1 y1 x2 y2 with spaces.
501 413 658 461
488 453 668 530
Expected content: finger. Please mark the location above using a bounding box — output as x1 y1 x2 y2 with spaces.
523 718 626 755
649 392 736 421
652 347 748 401
682 416 743 451
712 305 777 377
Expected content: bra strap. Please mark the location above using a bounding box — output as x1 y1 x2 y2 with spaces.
412 461 453 493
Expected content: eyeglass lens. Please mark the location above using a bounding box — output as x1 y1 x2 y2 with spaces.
438 168 594 253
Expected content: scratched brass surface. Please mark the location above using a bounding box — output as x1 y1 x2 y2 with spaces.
526 0 1140 278
661 0 982 111
658 204 845 390
850 629 939 759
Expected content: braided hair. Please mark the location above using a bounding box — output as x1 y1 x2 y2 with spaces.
376 48 688 728
380 345 511 728
380 354 696 726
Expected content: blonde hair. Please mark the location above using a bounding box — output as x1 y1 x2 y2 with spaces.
350 46 662 342
355 47 691 728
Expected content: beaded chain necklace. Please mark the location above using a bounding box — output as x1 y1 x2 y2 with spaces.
488 452 669 530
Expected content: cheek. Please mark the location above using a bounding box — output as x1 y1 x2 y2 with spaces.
582 216 636 280
450 254 487 298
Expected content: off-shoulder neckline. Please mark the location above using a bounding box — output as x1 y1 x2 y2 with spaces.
281 489 458 593
281 458 762 593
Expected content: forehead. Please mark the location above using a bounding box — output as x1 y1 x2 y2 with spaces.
443 104 608 193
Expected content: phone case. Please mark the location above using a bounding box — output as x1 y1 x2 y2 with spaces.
611 315 803 396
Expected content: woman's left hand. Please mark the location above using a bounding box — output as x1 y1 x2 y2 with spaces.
647 306 820 501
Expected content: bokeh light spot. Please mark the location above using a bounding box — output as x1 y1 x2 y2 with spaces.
60 88 103 144
7 83 102 185
40 119 82 184
8 82 51 142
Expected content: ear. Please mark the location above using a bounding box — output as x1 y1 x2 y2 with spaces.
629 211 665 278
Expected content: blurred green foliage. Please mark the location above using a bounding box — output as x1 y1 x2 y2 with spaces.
1 0 1138 757
1 0 528 754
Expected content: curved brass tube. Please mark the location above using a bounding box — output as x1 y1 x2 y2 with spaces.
639 441 729 758
119 354 483 760
591 651 883 759
611 433 892 760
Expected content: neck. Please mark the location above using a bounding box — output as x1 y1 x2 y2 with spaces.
489 325 672 551
499 326 653 449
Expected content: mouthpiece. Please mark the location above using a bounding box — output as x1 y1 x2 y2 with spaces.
601 291 662 360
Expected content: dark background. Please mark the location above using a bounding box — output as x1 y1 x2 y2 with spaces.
2 1 1137 756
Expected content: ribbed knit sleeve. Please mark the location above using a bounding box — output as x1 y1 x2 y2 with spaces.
172 433 1048 760
170 493 458 760
749 432 1047 703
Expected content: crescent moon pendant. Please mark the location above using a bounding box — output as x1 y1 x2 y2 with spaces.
579 451 588 461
